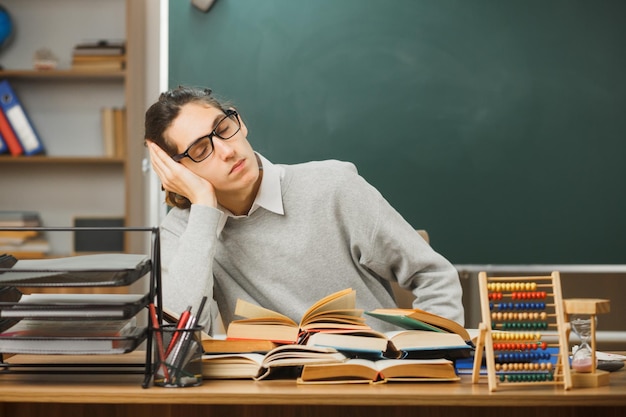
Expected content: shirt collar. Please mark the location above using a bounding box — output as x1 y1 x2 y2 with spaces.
215 153 285 236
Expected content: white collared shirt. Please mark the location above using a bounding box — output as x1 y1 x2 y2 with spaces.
215 153 285 235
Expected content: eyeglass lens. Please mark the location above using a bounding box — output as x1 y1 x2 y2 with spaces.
187 112 239 162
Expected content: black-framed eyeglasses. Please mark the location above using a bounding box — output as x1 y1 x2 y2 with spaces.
172 109 241 163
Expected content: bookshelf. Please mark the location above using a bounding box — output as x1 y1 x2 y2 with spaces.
0 0 147 256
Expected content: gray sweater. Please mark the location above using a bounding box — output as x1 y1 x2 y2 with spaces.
159 159 464 334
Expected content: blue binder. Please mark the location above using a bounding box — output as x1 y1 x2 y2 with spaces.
0 131 6 154
0 80 45 155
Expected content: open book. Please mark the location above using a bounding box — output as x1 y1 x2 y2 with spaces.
226 288 369 344
365 308 471 342
202 344 347 380
305 328 472 359
297 357 459 384
201 338 279 354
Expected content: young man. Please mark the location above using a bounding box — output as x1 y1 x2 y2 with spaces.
145 86 464 334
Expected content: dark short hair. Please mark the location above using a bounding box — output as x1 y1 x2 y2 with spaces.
144 86 230 209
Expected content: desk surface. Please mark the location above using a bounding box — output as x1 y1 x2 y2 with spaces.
0 353 625 414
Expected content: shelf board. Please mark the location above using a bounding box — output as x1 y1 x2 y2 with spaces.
0 156 125 165
0 69 125 80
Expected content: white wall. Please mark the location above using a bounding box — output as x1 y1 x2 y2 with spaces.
144 0 169 228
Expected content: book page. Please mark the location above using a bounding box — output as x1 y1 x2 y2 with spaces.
202 352 265 366
303 309 366 327
301 288 357 325
233 299 296 325
374 358 451 371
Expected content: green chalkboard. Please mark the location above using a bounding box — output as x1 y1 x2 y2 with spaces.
169 0 626 264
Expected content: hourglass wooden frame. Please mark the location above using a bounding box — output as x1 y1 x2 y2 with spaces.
472 271 572 391
563 298 611 388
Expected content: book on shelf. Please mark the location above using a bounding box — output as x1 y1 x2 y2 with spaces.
72 55 126 64
0 212 46 258
101 107 115 157
0 80 45 156
100 107 126 158
0 211 42 227
0 238 50 259
71 57 125 71
0 103 23 156
297 357 459 384
0 230 39 245
0 253 151 286
0 317 145 354
113 107 126 157
365 308 472 342
226 288 369 344
305 328 473 360
0 293 149 320
72 40 126 56
0 131 7 154
202 344 347 380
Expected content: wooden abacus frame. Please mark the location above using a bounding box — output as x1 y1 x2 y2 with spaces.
472 271 572 391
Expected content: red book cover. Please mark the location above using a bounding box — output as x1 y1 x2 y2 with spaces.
0 108 23 156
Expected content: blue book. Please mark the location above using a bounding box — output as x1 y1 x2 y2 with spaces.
0 80 45 155
0 130 6 154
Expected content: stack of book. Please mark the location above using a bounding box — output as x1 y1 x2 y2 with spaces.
198 288 475 383
0 211 49 259
71 40 126 71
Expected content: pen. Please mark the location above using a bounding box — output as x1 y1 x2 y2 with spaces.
170 296 208 383
148 303 169 381
164 305 191 357
194 296 208 328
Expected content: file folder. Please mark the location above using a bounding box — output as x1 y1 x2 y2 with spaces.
0 80 44 155
0 103 23 156
0 131 7 154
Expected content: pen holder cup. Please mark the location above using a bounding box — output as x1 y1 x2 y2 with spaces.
153 324 203 387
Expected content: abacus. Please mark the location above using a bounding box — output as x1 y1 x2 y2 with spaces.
472 271 572 391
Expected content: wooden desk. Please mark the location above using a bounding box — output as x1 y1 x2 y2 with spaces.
0 353 624 417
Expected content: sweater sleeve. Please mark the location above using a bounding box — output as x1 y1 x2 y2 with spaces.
340 170 465 326
160 204 222 334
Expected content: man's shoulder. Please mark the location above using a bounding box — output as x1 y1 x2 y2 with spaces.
281 159 358 176
161 206 189 231
277 159 366 199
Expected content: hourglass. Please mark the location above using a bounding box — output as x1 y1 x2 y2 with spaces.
563 298 611 388
570 316 593 373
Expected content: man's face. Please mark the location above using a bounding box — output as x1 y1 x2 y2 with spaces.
165 102 259 195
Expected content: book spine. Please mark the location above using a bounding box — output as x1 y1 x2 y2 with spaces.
113 107 126 158
101 107 115 157
0 105 23 156
0 129 6 154
0 80 45 155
